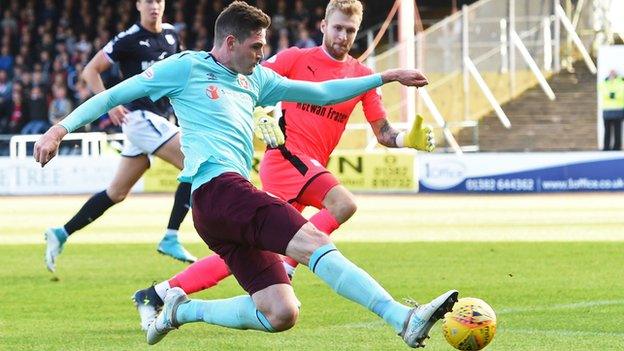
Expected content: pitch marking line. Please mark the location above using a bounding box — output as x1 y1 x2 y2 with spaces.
335 299 624 330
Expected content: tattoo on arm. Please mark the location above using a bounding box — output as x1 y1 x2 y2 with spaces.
376 119 400 148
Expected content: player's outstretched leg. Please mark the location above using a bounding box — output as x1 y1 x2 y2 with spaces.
281 184 352 278
281 208 340 276
147 285 295 345
399 290 459 348
44 227 68 272
45 156 149 272
289 223 459 348
132 254 230 329
156 182 197 263
132 285 164 331
44 190 115 272
152 133 197 263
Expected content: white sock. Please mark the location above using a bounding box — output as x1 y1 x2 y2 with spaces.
154 281 171 301
164 229 179 237
282 261 296 277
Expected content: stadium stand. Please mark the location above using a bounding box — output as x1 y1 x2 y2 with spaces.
0 0 405 142
471 61 597 151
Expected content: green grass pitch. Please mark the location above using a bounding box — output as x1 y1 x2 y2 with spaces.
1 194 623 350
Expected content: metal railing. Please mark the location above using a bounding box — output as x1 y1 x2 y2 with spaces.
7 133 126 159
345 0 597 153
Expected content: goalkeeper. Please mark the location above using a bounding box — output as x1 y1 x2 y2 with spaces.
133 0 435 332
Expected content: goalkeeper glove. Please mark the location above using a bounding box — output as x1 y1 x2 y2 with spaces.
253 107 285 148
402 114 435 152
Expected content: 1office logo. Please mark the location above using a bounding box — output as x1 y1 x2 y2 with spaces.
420 159 466 190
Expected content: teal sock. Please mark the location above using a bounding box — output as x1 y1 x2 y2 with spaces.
164 229 178 238
309 243 410 333
175 295 276 332
55 227 68 244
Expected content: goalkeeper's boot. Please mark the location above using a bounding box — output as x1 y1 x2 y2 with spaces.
44 227 68 272
400 290 459 348
147 287 188 345
132 285 164 331
157 235 197 263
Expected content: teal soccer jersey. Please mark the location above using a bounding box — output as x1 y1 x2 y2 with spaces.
136 51 297 190
60 50 383 191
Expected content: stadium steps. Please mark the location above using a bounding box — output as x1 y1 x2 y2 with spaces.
458 61 597 151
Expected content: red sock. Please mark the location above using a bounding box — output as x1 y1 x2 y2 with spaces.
283 208 340 269
168 254 231 294
309 208 340 234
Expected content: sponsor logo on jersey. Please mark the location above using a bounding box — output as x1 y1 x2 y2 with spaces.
142 67 154 80
139 40 150 47
206 85 220 100
206 73 217 80
165 34 176 45
237 75 249 89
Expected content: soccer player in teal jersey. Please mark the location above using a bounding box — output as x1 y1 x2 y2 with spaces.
34 2 458 348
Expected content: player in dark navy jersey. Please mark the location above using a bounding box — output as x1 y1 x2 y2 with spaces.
44 0 197 276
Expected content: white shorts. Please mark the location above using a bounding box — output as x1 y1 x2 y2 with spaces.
121 110 179 157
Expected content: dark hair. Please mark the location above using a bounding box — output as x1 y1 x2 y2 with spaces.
213 1 270 45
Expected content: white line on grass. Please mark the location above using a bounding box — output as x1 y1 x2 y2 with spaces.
497 299 624 314
334 299 624 330
500 328 624 338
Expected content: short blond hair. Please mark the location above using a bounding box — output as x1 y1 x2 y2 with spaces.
325 0 363 23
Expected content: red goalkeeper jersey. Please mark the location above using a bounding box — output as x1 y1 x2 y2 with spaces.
262 46 386 165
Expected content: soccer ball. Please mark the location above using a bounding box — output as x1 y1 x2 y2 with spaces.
442 297 497 350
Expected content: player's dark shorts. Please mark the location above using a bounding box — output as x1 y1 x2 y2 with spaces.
192 172 308 295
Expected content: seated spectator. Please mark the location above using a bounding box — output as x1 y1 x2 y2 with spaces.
21 85 49 134
48 85 72 125
1 10 18 35
295 28 316 49
67 62 83 102
75 33 93 55
272 0 288 32
0 45 13 73
0 69 12 113
6 90 25 134
276 28 291 53
291 0 311 29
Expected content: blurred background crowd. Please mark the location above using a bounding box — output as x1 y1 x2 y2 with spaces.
0 0 397 136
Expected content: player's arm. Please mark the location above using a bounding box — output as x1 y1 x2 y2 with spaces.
82 50 130 125
370 116 435 152
267 69 428 107
35 54 192 167
82 51 113 95
34 76 148 166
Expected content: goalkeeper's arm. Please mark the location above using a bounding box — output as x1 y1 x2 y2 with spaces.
253 106 285 148
370 115 435 152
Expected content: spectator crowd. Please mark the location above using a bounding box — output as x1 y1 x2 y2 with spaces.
0 0 357 136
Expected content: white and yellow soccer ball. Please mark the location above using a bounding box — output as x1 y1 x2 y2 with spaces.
442 297 497 350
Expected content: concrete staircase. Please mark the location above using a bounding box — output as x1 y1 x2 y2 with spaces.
467 62 598 151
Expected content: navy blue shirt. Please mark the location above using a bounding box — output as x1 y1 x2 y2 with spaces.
103 23 179 116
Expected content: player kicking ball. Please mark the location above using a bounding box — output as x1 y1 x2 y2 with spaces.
132 0 438 334
34 2 457 348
